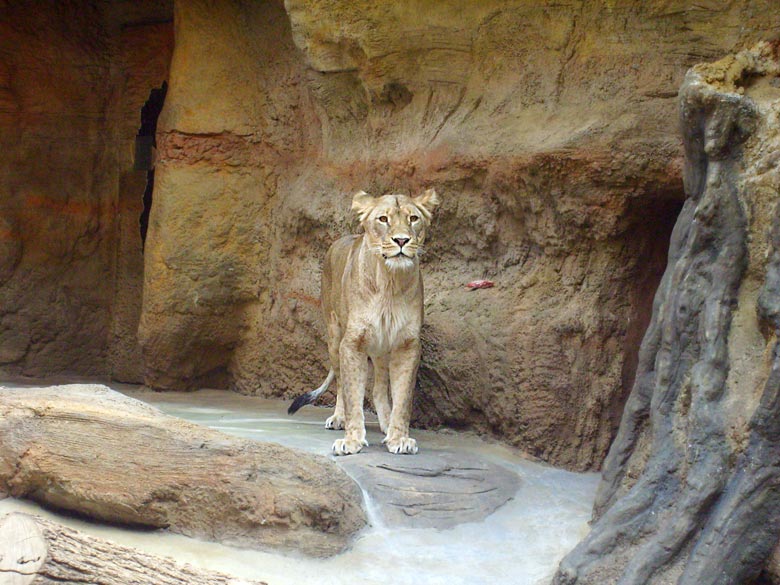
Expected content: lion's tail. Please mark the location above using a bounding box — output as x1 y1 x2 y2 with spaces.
287 369 336 415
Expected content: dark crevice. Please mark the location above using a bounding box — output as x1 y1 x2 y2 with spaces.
613 196 686 444
136 81 167 251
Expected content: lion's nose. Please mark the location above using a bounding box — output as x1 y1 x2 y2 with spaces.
393 237 410 248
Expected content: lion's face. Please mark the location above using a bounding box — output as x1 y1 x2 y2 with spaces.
352 189 440 270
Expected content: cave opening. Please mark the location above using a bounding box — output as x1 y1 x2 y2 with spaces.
135 81 167 250
612 194 686 443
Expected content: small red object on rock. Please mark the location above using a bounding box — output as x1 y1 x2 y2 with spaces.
466 279 494 290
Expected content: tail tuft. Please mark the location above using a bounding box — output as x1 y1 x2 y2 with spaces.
287 368 336 416
288 391 317 415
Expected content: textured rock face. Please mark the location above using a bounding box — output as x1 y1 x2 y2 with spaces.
0 384 367 556
555 42 780 585
139 0 779 470
0 2 172 381
4 1 780 470
139 0 317 391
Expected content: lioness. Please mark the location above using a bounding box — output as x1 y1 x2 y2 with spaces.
288 188 440 455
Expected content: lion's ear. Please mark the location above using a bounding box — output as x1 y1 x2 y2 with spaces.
413 188 440 221
351 191 375 222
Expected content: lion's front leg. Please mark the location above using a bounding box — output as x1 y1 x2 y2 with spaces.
332 336 369 456
384 338 420 455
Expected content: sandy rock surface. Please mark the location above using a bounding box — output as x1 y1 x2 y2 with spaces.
0 384 366 557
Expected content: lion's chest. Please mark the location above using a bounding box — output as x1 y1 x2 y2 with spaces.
361 296 418 356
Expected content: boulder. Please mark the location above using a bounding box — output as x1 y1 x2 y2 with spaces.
0 384 366 556
124 385 522 530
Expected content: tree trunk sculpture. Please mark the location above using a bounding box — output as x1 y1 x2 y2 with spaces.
0 512 264 585
555 41 780 585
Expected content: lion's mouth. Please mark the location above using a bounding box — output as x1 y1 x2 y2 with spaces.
383 250 413 259
382 249 412 260
383 253 415 269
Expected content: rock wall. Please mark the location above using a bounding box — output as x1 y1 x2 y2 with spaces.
140 0 780 470
139 0 318 390
109 21 173 383
0 1 172 381
3 0 780 470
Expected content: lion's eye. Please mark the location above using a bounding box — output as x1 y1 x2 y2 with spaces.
378 216 389 223
409 215 419 223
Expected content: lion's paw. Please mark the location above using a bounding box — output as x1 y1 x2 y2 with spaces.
384 436 418 455
332 437 368 456
325 414 345 430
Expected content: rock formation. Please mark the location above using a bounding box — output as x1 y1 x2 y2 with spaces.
0 1 172 382
127 385 523 532
0 384 366 556
554 42 780 585
3 1 780 469
138 0 780 470
0 513 264 585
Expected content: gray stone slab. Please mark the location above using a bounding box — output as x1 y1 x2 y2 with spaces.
337 447 520 529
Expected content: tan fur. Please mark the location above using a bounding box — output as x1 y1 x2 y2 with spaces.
322 188 440 455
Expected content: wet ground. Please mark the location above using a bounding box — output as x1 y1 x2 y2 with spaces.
0 386 598 585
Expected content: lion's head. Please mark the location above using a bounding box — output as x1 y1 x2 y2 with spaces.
351 189 440 270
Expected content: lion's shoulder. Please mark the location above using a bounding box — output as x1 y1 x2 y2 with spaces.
326 234 361 272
